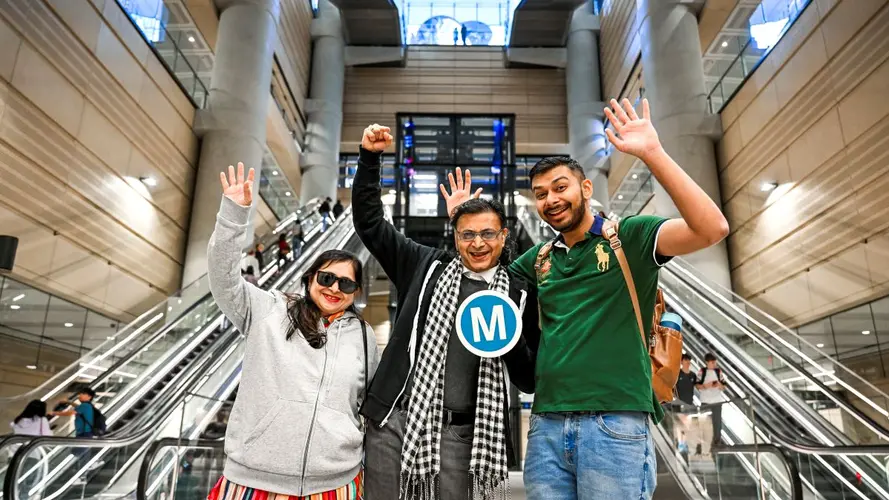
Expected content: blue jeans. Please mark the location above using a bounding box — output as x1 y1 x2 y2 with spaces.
524 412 656 500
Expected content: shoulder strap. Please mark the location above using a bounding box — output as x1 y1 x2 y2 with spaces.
360 321 369 401
602 221 646 348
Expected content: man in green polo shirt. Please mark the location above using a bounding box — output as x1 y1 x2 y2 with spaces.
510 98 729 499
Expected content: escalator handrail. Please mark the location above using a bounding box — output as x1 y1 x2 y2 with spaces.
137 438 223 500
663 269 889 444
668 258 889 419
713 443 804 499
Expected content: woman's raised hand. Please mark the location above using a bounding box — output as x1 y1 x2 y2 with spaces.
220 162 255 207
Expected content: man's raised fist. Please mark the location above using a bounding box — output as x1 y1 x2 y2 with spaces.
362 123 393 153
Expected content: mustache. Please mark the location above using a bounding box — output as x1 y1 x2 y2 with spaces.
545 203 570 214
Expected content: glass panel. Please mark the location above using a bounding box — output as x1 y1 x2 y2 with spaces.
0 282 50 338
831 304 879 362
400 1 515 46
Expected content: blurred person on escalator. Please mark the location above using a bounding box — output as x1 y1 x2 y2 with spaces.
240 249 260 274
333 199 345 219
11 400 51 436
277 233 292 266
319 198 332 232
696 352 728 448
242 266 259 286
207 163 379 499
254 243 266 272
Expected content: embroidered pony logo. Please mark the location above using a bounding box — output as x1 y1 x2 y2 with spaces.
594 242 610 272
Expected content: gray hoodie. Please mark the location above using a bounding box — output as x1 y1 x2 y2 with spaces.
208 196 379 496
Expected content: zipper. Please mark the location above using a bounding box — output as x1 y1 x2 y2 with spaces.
380 260 440 427
298 325 332 495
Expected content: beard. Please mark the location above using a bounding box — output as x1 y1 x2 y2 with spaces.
545 199 587 233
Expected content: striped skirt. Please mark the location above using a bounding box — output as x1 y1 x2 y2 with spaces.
207 471 363 500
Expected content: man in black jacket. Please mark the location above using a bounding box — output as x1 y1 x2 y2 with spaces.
353 124 540 500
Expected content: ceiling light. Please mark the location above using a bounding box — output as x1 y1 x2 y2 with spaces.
631 174 638 180
760 182 778 192
12 294 24 302
618 195 624 200
140 176 158 187
26 364 37 370
285 191 292 196
178 299 182 304
272 171 279 176
107 336 114 340
168 306 172 311
64 322 74 328
862 330 871 335
816 343 824 348
10 305 20 310
721 41 729 48
188 36 196 43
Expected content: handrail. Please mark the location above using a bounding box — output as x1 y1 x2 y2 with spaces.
137 438 223 500
713 443 804 500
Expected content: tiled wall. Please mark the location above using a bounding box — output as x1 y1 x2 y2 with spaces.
0 0 200 320
341 46 568 155
717 0 889 326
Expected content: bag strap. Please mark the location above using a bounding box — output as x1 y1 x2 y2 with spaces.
601 221 647 349
360 321 369 404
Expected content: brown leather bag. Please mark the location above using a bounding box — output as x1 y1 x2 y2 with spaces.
601 220 683 403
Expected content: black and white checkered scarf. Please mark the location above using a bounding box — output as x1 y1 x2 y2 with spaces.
400 258 509 500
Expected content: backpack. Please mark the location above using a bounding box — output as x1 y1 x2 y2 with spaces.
79 402 108 436
534 219 682 403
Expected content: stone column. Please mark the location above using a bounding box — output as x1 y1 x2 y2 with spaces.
181 0 280 287
566 2 609 214
638 0 732 290
300 0 345 204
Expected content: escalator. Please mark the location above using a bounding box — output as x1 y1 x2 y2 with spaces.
515 208 889 499
2 211 370 500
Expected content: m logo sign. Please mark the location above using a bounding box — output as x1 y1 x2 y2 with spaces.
455 291 522 358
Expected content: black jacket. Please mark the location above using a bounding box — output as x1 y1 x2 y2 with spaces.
353 148 540 465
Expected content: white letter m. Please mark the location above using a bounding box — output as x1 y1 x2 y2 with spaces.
470 305 506 343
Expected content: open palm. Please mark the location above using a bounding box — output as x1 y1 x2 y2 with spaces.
220 162 255 207
604 98 662 161
440 167 482 217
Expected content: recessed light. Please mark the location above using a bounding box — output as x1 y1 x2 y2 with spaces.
64 322 74 328
12 294 24 302
10 305 20 310
862 330 871 335
107 336 114 340
618 195 624 200
168 306 173 311
178 299 182 304
272 171 279 176
140 176 158 187
285 191 292 196
188 36 196 43
632 174 638 180
26 364 37 370
816 343 824 348
760 182 778 192
721 41 729 48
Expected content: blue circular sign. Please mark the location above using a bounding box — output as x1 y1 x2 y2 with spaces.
455 291 522 358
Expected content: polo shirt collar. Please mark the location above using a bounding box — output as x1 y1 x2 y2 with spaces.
461 264 499 284
553 215 606 250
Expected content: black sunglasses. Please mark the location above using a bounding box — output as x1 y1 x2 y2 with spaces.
316 271 359 294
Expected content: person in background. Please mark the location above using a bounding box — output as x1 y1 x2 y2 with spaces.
277 233 291 265
460 24 468 45
677 431 690 466
254 243 265 272
453 27 459 45
292 223 305 260
696 352 728 448
333 199 345 219
11 400 51 436
671 353 698 449
319 198 332 232
207 163 378 499
52 388 98 438
240 248 260 274
242 266 259 286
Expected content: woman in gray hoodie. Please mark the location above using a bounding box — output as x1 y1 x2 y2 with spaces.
207 163 379 499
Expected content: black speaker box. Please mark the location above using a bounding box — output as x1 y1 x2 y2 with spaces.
0 235 19 272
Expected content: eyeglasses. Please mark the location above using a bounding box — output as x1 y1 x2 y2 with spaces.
457 229 503 242
316 271 359 294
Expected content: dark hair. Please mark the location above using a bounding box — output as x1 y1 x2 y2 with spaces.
450 198 514 266
528 156 586 183
14 400 47 424
79 387 96 399
681 353 692 362
286 250 363 348
278 233 287 243
704 352 717 363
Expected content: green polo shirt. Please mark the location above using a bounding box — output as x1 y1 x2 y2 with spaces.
510 215 669 423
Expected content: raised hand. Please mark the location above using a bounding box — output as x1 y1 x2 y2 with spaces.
604 98 663 162
219 162 255 207
362 123 393 153
440 167 483 217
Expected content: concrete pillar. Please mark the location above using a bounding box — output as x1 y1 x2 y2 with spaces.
638 0 732 290
566 2 609 214
300 0 345 204
182 0 280 287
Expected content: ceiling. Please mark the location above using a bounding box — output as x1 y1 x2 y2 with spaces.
329 0 403 46
509 0 588 47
